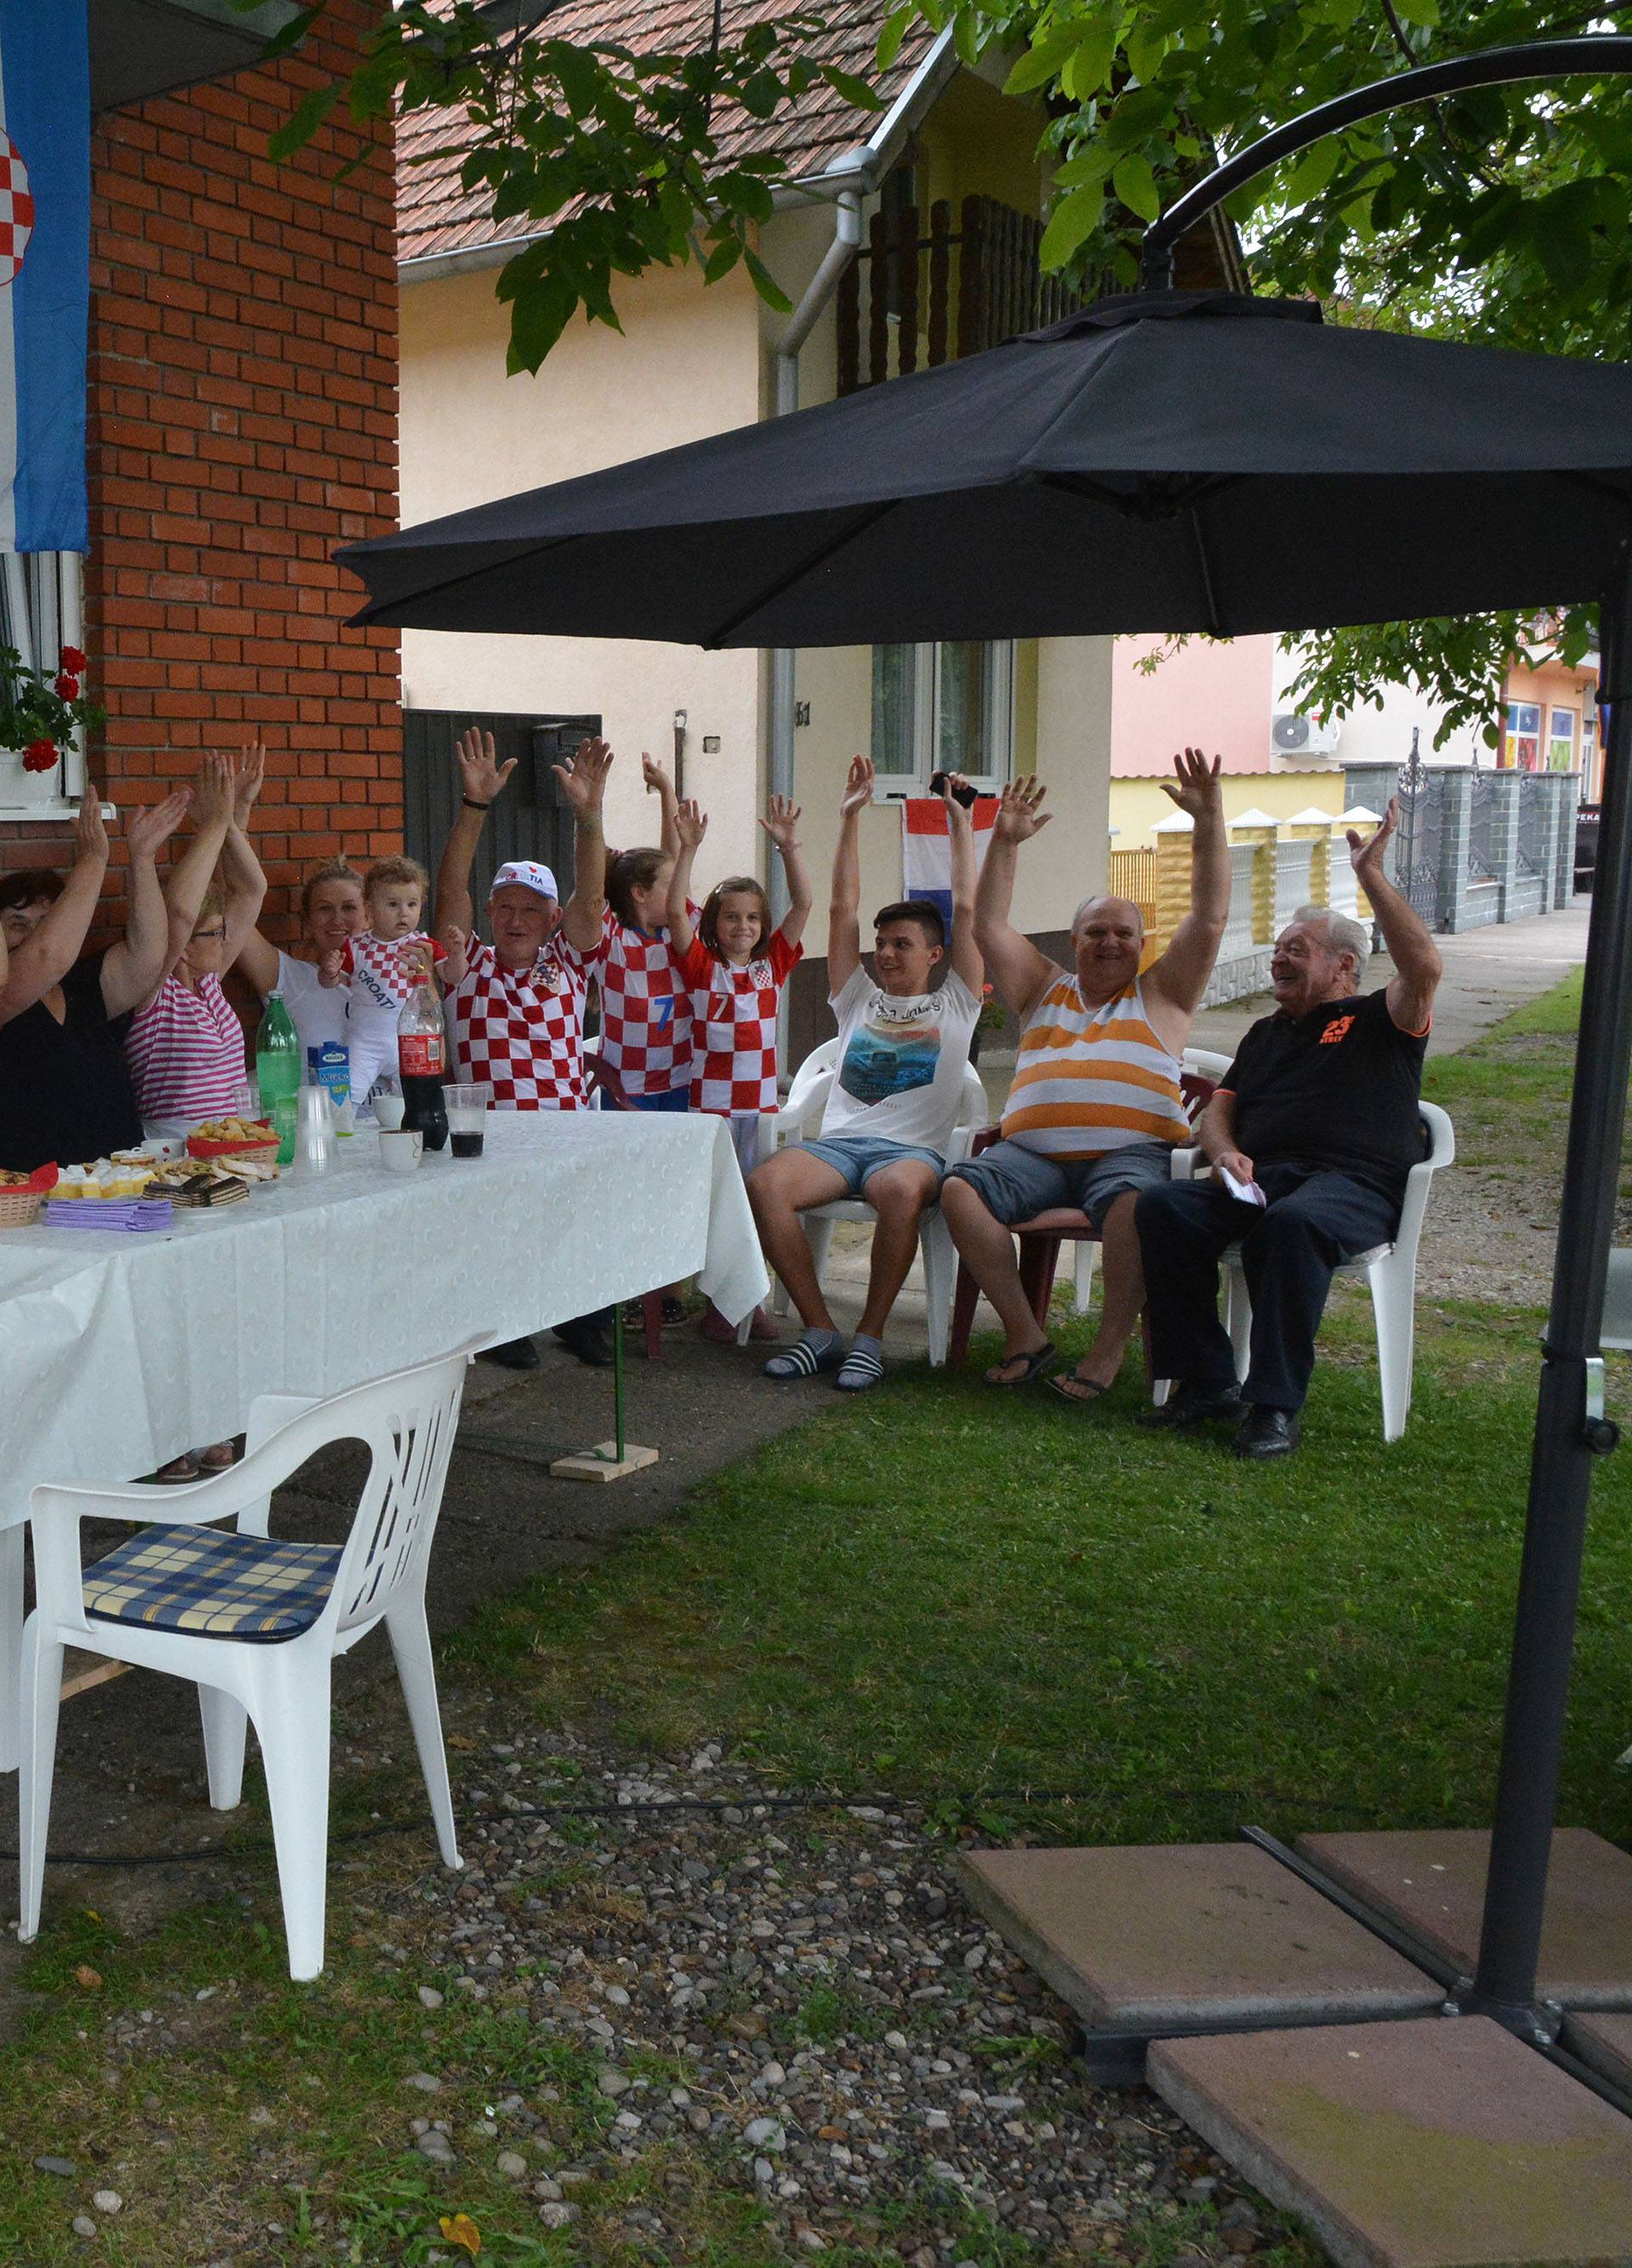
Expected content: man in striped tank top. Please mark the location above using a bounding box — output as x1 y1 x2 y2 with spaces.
942 748 1229 1404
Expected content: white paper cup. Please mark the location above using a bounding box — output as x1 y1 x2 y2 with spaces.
378 1128 423 1174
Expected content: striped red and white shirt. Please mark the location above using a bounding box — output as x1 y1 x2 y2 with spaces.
673 931 800 1116
124 973 249 1125
595 902 699 1100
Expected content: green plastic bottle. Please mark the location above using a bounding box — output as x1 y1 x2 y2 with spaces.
255 993 302 1165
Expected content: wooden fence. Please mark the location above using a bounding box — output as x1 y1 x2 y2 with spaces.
1108 846 1158 934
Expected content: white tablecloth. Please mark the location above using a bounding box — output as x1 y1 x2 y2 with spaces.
0 1110 768 1524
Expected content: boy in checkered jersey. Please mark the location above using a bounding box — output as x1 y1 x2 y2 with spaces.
434 724 614 1370
667 793 813 1338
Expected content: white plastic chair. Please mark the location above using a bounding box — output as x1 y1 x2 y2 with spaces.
1213 1102 1456 1441
19 1340 484 1981
751 1038 990 1366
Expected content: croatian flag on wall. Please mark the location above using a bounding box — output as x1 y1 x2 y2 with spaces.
0 0 90 554
900 795 998 935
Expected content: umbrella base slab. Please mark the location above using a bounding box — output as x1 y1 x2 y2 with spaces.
957 1843 1442 2034
1295 1829 1632 2011
1150 2015 1632 2268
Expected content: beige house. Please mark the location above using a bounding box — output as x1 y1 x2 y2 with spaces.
394 1 1230 1049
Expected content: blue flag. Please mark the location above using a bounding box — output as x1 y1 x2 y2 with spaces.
0 0 89 553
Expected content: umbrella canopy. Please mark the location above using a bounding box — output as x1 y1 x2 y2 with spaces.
340 290 1632 647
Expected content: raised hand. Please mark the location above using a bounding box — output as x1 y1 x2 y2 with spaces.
231 741 267 829
759 795 802 852
553 735 614 817
936 772 974 832
190 750 235 832
838 753 874 818
73 783 110 868
640 750 674 800
1348 795 1398 878
1159 745 1223 819
994 775 1051 844
125 787 192 865
438 924 468 989
455 726 517 807
674 797 708 853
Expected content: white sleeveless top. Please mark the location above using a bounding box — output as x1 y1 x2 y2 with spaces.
1000 974 1191 1161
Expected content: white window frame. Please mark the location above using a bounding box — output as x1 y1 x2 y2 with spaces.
869 639 1015 800
0 551 88 817
1547 704 1577 772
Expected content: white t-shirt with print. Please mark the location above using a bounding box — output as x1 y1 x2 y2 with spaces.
820 965 980 1155
275 951 350 1063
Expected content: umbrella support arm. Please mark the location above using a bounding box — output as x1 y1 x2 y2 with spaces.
1465 539 1632 2026
1139 36 1632 288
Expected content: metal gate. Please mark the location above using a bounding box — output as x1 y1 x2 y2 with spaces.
1394 772 1447 923
402 709 601 933
1468 770 1499 882
1516 775 1544 878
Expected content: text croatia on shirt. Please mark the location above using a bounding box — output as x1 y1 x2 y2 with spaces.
1001 975 1191 1160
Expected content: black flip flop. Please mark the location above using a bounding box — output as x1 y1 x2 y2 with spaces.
984 1342 1057 1389
1044 1372 1111 1408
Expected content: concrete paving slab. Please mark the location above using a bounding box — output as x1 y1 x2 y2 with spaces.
958 1844 1441 2029
1149 2015 1632 2268
1565 2010 1632 2091
1295 1828 1632 2009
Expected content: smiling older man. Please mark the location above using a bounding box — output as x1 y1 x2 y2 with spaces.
1135 798 1442 1460
940 747 1229 1404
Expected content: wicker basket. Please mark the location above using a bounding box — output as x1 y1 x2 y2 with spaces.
0 1185 45 1228
185 1133 280 1166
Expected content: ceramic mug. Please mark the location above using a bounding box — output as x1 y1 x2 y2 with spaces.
374 1094 406 1132
379 1128 423 1174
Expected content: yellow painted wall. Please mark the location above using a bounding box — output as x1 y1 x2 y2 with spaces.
916 71 1048 218
1110 767 1349 846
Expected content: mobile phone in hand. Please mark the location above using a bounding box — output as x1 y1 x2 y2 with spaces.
928 769 979 809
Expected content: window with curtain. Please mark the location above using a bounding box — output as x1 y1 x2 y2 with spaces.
0 552 88 805
870 640 1014 792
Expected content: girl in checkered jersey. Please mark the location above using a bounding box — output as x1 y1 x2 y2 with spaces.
667 794 813 1342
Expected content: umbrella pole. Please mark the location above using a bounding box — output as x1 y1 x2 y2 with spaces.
1467 541 1632 2027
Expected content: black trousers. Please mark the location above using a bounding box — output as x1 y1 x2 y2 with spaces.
1135 1162 1402 1414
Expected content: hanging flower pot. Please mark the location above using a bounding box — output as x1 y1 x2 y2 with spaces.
0 645 103 807
3 738 64 803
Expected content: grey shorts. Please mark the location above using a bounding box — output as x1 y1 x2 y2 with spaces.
946 1137 1175 1229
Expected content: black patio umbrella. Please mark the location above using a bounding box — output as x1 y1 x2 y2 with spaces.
340 291 1632 650
341 281 1632 2062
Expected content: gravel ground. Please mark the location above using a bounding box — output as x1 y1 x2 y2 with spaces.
359 1722 1292 2266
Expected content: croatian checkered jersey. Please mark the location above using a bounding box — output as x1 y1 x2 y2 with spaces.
447 930 605 1110
341 930 447 1102
594 903 699 1099
672 931 801 1117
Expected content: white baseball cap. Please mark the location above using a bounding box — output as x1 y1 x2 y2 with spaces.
490 859 558 902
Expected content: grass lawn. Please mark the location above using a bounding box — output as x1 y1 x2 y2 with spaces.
0 968 1626 2267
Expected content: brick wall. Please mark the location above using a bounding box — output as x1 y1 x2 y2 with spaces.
1 0 400 945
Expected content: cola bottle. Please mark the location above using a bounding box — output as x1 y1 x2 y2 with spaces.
397 977 450 1152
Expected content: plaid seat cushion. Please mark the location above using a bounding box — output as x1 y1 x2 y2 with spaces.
82 1525 342 1642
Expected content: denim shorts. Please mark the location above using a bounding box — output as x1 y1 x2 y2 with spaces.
797 1133 947 1193
945 1136 1175 1229
628 1086 691 1113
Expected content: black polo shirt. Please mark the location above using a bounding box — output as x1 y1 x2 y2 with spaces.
0 952 143 1174
1223 987 1430 1198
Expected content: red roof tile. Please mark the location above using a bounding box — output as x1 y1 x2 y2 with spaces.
398 0 939 264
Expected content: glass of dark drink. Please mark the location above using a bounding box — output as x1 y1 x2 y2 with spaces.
443 1083 490 1158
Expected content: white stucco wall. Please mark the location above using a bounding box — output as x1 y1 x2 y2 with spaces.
398 258 768 874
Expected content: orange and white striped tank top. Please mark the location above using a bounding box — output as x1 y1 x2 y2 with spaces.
1000 975 1191 1161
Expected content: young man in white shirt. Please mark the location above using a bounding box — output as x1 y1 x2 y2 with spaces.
745 758 982 1393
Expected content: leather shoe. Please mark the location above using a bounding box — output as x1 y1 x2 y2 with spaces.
553 1315 615 1368
1234 1405 1301 1460
481 1335 541 1372
1138 1380 1244 1430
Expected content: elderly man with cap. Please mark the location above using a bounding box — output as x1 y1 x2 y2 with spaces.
940 747 1230 1404
1135 799 1442 1460
435 725 614 1368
